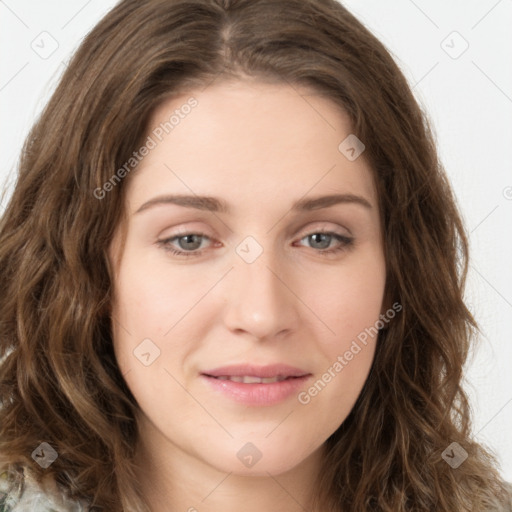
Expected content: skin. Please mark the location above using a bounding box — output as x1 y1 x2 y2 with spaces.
108 79 387 512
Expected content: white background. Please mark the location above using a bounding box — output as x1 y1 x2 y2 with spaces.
1 0 511 481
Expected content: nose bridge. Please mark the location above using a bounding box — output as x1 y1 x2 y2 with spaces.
222 236 297 339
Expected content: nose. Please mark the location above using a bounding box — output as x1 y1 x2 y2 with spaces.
221 243 300 341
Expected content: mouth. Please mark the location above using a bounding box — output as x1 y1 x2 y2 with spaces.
204 374 303 384
200 364 311 406
202 363 309 379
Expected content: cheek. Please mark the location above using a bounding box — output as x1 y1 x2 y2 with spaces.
300 251 385 417
110 251 211 378
298 265 383 428
112 251 206 336
308 253 386 347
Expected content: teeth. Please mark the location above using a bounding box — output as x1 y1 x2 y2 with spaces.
214 375 290 383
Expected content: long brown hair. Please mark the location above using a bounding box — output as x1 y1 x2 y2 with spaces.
0 0 509 510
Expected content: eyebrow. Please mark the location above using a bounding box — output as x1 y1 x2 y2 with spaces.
134 192 372 215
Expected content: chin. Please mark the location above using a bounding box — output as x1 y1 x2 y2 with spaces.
203 437 317 477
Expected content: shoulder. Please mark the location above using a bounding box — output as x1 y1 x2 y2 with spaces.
0 469 89 512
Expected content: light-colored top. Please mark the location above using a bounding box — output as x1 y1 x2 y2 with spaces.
0 470 89 511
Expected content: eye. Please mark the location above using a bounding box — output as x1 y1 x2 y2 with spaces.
157 232 212 257
295 231 354 255
157 229 354 258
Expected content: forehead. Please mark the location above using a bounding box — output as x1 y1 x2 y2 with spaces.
126 79 377 212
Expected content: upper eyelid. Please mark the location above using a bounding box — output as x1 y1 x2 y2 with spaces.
164 220 351 239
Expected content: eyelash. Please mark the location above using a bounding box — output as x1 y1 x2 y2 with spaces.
157 229 354 258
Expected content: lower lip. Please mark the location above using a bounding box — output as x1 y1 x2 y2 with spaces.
201 375 311 406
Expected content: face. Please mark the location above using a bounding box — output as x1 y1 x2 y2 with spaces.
108 79 386 477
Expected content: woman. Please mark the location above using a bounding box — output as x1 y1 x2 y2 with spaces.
1 0 510 510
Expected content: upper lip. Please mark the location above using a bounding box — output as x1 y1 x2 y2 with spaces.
202 364 310 378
